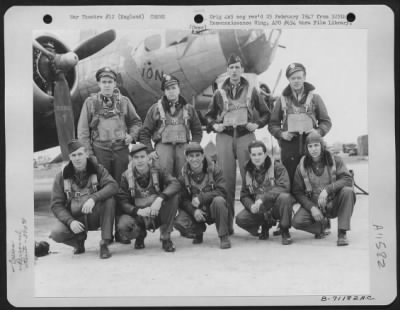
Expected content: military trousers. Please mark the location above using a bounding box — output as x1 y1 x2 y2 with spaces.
49 197 115 247
292 187 356 234
155 142 186 178
236 193 294 235
279 135 304 186
174 196 230 238
93 142 129 237
93 142 129 185
216 131 256 233
117 194 179 241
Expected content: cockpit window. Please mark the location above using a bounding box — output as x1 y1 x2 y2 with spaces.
166 30 191 47
144 34 162 52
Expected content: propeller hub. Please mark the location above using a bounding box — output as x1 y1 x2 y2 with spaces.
56 52 79 71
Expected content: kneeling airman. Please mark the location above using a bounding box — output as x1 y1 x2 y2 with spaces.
174 143 231 249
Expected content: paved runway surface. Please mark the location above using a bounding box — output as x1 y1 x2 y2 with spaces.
33 159 369 298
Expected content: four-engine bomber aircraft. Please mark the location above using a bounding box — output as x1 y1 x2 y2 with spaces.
33 29 282 159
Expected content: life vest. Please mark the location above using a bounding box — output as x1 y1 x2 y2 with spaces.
181 159 216 196
155 99 190 144
63 172 98 216
299 156 336 199
280 91 317 133
245 160 275 197
126 161 160 208
63 174 98 201
89 88 127 142
217 80 256 127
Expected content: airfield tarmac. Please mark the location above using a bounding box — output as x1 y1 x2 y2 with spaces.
33 158 369 298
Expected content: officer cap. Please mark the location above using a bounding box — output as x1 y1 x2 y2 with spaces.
305 131 323 145
161 74 179 91
96 67 117 81
67 139 85 154
185 142 204 155
130 143 148 156
286 62 306 78
227 54 242 66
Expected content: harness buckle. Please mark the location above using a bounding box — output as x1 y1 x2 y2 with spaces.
75 191 81 197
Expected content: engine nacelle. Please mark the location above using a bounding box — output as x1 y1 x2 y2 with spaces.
33 34 78 115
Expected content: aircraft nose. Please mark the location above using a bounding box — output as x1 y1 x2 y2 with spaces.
219 29 277 74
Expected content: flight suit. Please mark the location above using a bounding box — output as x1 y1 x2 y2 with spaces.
292 154 355 235
268 82 332 185
116 161 181 243
236 156 294 235
174 157 229 238
77 90 142 184
206 76 270 233
139 95 203 177
49 158 118 248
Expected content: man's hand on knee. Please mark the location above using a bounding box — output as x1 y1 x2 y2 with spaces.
137 207 151 218
311 206 324 222
150 197 163 218
251 199 263 214
70 220 86 234
81 198 95 214
194 209 206 222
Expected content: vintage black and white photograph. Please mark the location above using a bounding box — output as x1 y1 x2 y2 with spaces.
5 5 396 307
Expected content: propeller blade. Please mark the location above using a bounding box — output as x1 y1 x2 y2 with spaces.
33 39 54 58
53 72 75 161
73 29 116 60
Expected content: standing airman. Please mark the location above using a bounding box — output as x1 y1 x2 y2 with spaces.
139 74 203 177
77 67 142 243
205 55 270 234
268 62 332 185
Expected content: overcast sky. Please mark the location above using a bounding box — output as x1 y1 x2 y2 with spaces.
259 28 367 144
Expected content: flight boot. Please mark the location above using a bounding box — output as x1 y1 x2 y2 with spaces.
73 233 86 254
162 239 176 252
73 239 85 255
259 224 270 240
134 231 147 249
99 240 112 259
220 235 231 249
193 233 203 244
337 230 349 246
315 218 331 239
281 229 292 245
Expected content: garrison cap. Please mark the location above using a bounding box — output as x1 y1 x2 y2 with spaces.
67 139 85 154
185 142 204 155
96 67 117 81
130 143 148 156
161 74 179 91
286 62 306 78
227 54 242 66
